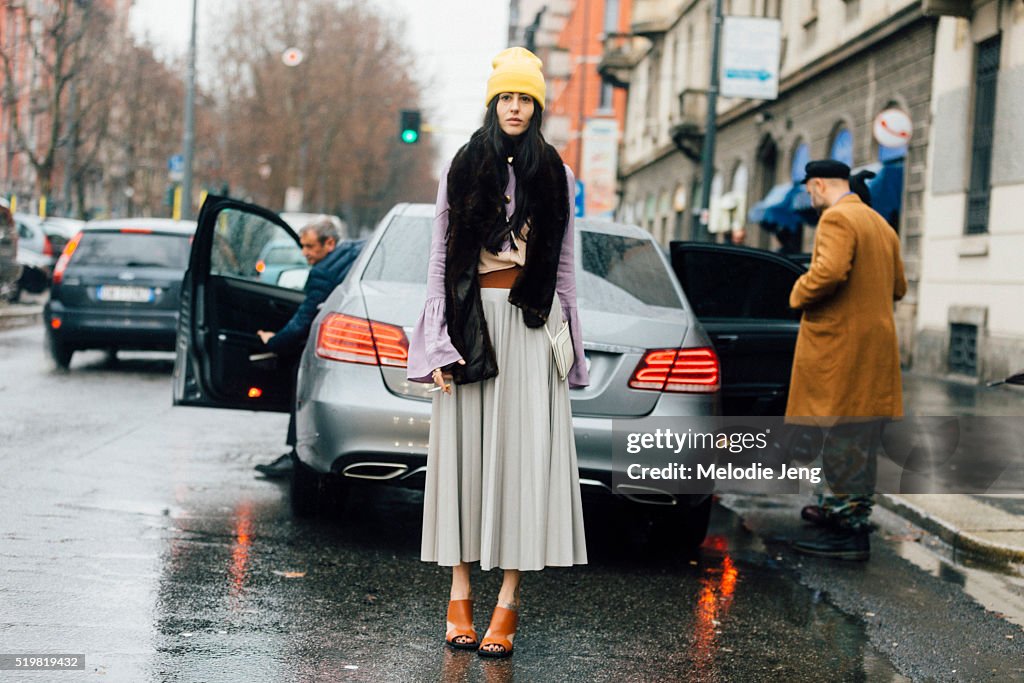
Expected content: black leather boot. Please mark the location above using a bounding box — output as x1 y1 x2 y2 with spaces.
255 451 295 478
792 528 870 561
801 505 838 528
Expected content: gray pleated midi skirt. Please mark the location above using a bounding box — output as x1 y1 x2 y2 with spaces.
420 288 588 571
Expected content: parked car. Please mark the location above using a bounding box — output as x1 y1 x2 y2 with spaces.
43 218 196 369
0 200 21 302
254 238 308 287
176 198 749 551
14 213 85 298
668 242 804 416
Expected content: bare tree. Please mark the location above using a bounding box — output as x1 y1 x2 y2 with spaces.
206 0 438 230
98 42 186 217
0 0 107 203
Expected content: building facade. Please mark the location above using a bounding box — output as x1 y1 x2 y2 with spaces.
1 1 48 206
509 0 634 218
545 0 632 217
915 0 1024 383
603 0 940 365
1 0 132 217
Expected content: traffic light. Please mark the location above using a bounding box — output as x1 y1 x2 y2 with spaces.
399 109 421 144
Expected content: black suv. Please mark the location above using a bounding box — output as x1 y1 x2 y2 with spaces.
44 219 196 369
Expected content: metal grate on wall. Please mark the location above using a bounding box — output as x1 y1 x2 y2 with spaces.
948 323 979 376
965 35 1001 235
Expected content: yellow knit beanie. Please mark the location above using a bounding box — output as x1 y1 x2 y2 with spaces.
486 47 546 109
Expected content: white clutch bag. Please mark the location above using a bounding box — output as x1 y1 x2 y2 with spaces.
545 320 574 382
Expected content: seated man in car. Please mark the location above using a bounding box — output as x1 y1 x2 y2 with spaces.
254 218 364 478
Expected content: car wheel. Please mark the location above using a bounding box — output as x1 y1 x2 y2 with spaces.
48 334 73 370
290 456 347 518
18 267 46 295
679 496 713 549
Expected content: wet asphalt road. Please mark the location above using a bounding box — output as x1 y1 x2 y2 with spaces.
1 324 1022 682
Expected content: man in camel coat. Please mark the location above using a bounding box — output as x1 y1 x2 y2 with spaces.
786 159 907 561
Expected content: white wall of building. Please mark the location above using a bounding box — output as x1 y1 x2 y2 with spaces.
917 1 1024 378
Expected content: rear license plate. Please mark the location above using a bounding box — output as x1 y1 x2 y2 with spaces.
96 285 155 303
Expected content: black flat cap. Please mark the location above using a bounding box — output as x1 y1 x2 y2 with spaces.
800 159 851 184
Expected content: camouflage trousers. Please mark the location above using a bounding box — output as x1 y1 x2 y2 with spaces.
817 421 884 532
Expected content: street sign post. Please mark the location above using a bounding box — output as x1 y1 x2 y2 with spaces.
581 119 618 218
720 16 781 100
168 154 185 182
282 47 304 67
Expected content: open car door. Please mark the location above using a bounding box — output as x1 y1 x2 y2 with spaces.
670 242 806 416
173 195 310 412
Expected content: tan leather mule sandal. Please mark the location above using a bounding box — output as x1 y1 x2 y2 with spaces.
477 605 518 658
445 599 479 650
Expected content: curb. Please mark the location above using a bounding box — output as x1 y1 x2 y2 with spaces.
0 305 42 331
878 493 1024 565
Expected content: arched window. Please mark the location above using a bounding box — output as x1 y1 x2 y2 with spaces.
732 163 748 196
790 141 810 183
830 126 853 166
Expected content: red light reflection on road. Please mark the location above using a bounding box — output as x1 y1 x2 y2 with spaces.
692 535 739 675
228 501 254 602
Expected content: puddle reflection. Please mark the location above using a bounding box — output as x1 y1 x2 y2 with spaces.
692 535 739 677
229 501 254 603
893 537 1024 628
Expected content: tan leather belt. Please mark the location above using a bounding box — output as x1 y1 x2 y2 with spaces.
478 265 522 288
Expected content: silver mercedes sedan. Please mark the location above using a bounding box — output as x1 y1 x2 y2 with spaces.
176 198 725 549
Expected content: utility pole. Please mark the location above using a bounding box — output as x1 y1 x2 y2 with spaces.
62 80 78 217
181 0 198 220
696 0 724 242
575 0 590 178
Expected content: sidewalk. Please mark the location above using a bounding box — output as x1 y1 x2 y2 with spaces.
0 300 43 330
881 372 1024 564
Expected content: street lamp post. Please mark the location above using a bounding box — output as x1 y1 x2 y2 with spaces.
181 0 198 220
695 0 724 242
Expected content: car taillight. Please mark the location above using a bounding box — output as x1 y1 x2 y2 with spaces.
42 235 53 257
628 347 720 393
52 231 83 285
316 313 409 367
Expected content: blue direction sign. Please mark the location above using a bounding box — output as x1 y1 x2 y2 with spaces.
574 179 585 218
720 17 781 100
724 68 773 81
168 154 185 181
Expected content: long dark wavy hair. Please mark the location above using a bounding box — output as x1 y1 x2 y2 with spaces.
471 95 547 253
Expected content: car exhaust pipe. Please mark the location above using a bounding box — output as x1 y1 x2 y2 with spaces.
341 462 409 481
614 483 678 506
400 466 428 481
579 478 613 493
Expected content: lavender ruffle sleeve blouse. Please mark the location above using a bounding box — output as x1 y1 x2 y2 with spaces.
406 161 590 389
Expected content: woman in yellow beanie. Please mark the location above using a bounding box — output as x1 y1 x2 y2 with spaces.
407 46 589 658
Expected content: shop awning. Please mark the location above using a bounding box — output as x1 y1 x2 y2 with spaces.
867 158 904 227
764 160 905 231
790 185 818 225
748 183 806 234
